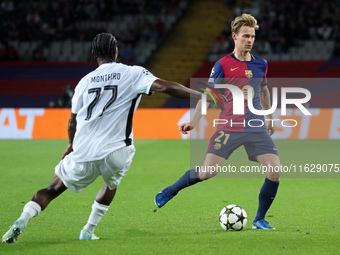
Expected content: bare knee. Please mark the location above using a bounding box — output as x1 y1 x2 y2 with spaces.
256 154 282 181
96 185 117 206
198 168 219 180
264 163 282 181
199 153 225 180
267 176 280 182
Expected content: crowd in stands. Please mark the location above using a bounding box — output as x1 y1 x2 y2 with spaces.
0 40 19 61
2 0 339 62
211 0 340 58
0 0 188 63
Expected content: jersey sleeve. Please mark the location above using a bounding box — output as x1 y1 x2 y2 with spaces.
131 66 159 95
261 61 268 87
208 61 224 88
71 81 84 114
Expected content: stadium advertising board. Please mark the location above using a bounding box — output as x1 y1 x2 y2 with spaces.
0 108 339 140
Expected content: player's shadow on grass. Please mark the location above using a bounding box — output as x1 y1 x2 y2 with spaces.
198 227 255 234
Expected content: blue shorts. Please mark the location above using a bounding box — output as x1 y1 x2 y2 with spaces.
207 131 278 162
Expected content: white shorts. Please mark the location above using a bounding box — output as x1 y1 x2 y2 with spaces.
55 145 136 193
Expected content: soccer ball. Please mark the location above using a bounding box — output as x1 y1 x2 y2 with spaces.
219 204 247 231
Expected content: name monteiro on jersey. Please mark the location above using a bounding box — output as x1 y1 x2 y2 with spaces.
90 73 121 83
209 53 268 133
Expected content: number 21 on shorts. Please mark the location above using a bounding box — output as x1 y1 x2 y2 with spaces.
214 131 230 145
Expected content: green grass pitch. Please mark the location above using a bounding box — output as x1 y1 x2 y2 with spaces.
0 139 339 255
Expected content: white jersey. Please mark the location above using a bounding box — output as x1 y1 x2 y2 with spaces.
71 62 158 162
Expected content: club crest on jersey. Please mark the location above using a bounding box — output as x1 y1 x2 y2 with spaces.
214 143 221 150
245 70 253 78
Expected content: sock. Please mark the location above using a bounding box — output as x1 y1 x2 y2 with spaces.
17 201 41 227
83 201 109 234
168 169 202 196
254 178 279 222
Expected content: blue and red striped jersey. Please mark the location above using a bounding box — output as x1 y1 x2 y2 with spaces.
209 53 268 132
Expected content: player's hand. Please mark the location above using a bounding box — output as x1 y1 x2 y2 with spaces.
62 144 73 159
217 93 228 109
211 91 227 110
266 119 275 135
179 122 195 134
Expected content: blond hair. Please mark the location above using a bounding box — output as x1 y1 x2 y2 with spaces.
231 14 259 34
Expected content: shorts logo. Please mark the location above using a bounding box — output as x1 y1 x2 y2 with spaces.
214 143 221 150
273 147 277 150
245 70 253 78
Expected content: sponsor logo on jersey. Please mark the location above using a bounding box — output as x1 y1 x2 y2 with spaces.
230 67 239 71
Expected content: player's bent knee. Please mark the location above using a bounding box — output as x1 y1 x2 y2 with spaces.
267 176 280 182
199 170 218 180
266 170 282 181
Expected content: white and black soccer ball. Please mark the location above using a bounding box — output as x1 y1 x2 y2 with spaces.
219 204 247 231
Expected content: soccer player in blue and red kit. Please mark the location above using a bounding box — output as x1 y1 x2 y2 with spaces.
155 14 282 230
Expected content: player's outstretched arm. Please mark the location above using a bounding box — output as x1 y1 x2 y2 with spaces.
151 80 224 134
150 79 225 104
150 79 203 99
62 113 77 159
179 97 208 134
180 86 226 134
261 85 275 135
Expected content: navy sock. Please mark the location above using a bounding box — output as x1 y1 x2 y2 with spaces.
254 178 279 222
168 169 202 196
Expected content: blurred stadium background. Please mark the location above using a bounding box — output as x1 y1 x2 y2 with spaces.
0 0 339 140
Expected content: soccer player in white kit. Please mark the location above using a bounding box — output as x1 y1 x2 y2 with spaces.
2 33 208 243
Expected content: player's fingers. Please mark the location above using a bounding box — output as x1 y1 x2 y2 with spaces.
179 123 186 130
184 124 191 131
180 127 188 134
180 123 188 130
220 94 228 103
62 147 72 159
179 124 188 134
183 123 190 131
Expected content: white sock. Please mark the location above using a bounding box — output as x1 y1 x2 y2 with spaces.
83 201 109 234
17 201 41 227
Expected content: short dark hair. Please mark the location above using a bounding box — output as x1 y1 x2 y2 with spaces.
92 33 117 62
